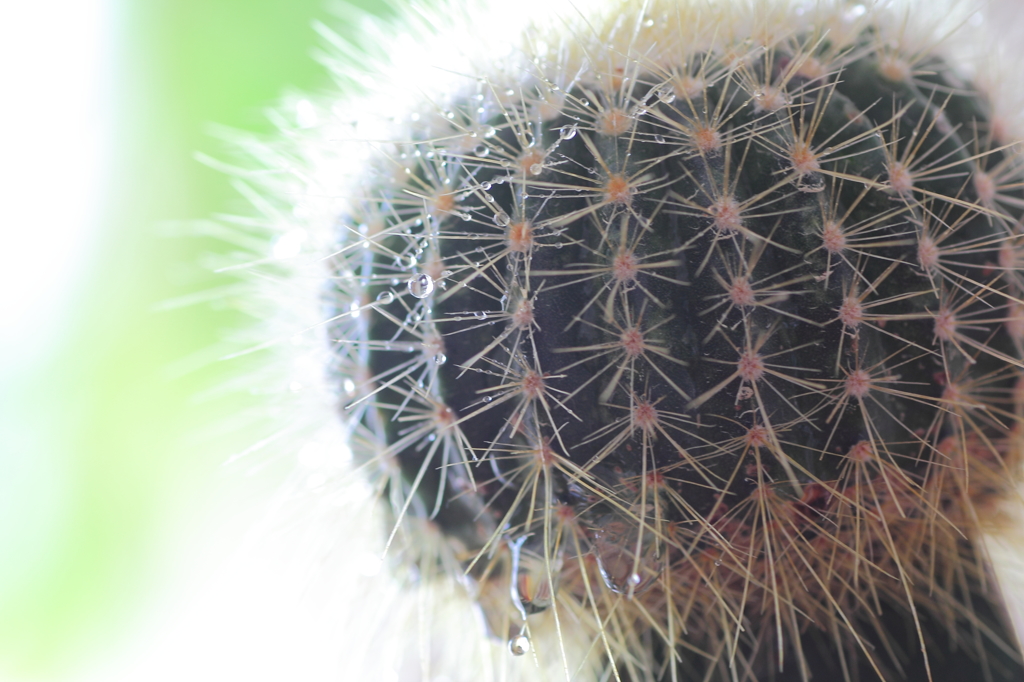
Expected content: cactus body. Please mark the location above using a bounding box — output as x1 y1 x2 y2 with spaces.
316 2 1024 680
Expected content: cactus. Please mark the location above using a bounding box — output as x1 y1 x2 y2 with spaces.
303 1 1024 680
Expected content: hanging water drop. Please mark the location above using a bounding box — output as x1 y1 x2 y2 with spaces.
407 274 434 299
375 290 395 305
654 134 666 143
508 634 530 656
493 212 511 227
474 144 490 157
558 123 577 140
433 353 447 365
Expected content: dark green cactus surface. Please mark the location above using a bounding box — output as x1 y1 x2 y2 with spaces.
325 6 1024 681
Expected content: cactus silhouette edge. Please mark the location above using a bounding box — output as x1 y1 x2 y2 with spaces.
264 1 1024 680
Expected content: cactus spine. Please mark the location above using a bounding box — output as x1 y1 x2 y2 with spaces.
305 1 1024 680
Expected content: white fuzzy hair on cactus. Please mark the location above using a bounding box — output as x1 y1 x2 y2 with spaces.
139 1 1024 681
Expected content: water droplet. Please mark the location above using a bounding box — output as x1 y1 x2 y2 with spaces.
480 181 492 191
501 159 512 168
592 514 663 597
656 87 676 104
508 634 530 656
483 125 497 138
508 535 560 618
376 290 395 305
473 311 488 320
714 559 722 567
474 144 490 157
433 353 447 365
408 274 434 299
579 97 590 107
493 212 511 227
482 395 493 403
654 134 666 143
529 163 543 175
558 124 577 140
343 379 356 394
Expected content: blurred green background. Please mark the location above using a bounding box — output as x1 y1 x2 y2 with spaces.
0 1 389 679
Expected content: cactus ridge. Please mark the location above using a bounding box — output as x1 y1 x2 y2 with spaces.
321 3 1024 680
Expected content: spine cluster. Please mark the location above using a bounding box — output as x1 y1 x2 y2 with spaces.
298 2 1024 680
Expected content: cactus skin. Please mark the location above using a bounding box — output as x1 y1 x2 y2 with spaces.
322 2 1024 680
